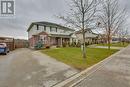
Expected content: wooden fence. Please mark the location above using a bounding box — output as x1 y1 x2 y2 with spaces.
0 37 15 51
0 37 28 51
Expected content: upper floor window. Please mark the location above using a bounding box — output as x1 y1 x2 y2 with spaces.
36 25 39 30
50 27 57 32
64 30 66 33
44 26 46 31
56 27 57 32
50 26 52 32
60 29 64 33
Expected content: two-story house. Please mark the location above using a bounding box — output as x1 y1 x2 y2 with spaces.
27 22 75 48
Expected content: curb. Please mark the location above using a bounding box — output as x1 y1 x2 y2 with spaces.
53 45 130 87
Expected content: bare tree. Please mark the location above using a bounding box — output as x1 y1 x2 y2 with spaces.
98 0 127 49
59 0 98 58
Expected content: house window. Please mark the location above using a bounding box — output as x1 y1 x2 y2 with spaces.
44 26 46 31
40 35 47 44
89 30 91 33
64 30 66 33
50 26 52 32
60 30 64 33
36 25 39 30
51 27 57 32
56 27 57 32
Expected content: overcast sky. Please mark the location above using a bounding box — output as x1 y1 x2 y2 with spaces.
0 0 130 39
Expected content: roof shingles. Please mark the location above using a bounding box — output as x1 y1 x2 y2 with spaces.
27 21 75 32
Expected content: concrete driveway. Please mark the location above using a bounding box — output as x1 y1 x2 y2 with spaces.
0 48 78 87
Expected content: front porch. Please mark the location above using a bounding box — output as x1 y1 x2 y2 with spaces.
49 37 70 47
29 32 71 48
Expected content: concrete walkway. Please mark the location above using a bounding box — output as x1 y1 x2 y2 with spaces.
54 46 130 87
88 44 124 50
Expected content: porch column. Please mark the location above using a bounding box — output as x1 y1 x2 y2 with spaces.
32 36 35 47
70 38 72 45
48 37 51 46
61 37 63 47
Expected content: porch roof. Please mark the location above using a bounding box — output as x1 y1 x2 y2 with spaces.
49 34 71 38
32 31 71 38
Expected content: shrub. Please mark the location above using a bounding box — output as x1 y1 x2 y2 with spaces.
76 41 81 47
62 42 67 47
85 42 89 46
56 45 60 48
70 42 76 47
46 46 50 49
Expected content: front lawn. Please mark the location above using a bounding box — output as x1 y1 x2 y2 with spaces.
97 42 129 47
41 47 118 70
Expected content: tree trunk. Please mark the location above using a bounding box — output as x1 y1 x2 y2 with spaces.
81 0 86 59
108 35 111 50
82 30 86 58
108 28 111 50
122 38 125 46
107 3 111 50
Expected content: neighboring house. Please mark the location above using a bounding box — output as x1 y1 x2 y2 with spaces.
75 29 99 44
70 33 79 44
27 22 75 48
97 34 125 44
112 35 130 43
125 35 130 42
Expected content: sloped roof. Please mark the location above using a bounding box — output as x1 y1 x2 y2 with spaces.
48 32 71 36
49 34 71 38
75 29 98 39
32 31 72 38
75 28 98 35
27 21 75 32
0 37 13 40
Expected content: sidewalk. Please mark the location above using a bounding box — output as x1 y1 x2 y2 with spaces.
53 45 130 87
88 44 124 50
